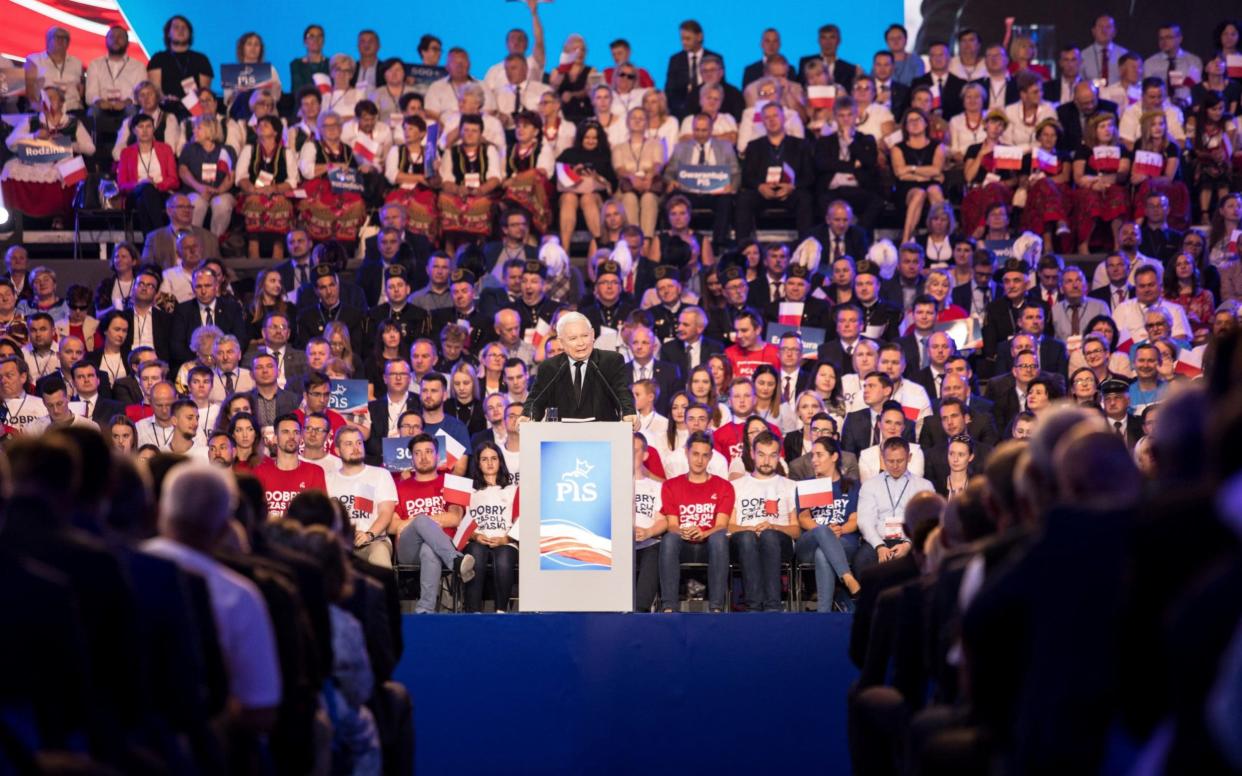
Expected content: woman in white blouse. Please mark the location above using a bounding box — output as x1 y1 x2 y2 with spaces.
536 90 576 157
643 89 680 163
439 83 507 156
948 83 988 166
323 54 363 120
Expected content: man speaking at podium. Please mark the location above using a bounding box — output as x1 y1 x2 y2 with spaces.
521 311 637 426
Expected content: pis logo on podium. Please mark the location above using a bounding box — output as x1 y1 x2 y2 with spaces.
556 458 598 502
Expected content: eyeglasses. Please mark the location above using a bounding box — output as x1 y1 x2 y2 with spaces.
69 304 89 312
618 72 636 80
307 390 330 398
1073 377 1096 385
1015 363 1038 370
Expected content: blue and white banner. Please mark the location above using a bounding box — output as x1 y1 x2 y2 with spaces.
675 165 731 194
382 435 414 472
406 64 447 87
328 379 369 415
15 137 72 164
538 440 613 570
221 62 275 92
328 167 364 194
767 322 825 360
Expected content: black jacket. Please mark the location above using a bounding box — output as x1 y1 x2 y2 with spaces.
294 303 367 353
740 134 815 191
1056 99 1119 155
659 336 724 379
813 132 880 195
665 48 725 118
169 297 248 371
796 55 858 92
522 350 635 422
628 358 682 416
807 223 870 263
365 394 422 464
122 306 173 364
911 71 969 118
356 255 417 309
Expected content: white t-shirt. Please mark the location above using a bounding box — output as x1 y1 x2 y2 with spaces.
731 474 797 526
4 394 48 435
501 445 521 486
465 484 519 539
301 453 342 474
136 416 176 450
28 414 99 435
634 476 662 549
326 464 399 533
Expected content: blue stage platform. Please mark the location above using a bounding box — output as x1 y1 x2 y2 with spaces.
394 613 857 774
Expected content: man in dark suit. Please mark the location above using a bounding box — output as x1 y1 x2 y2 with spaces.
626 325 681 416
895 298 939 377
480 209 538 279
122 266 173 364
798 24 859 92
812 98 884 229
982 260 1043 362
950 248 995 318
880 249 927 313
994 306 1071 379
735 102 815 241
1056 82 1119 154
871 52 911 119
911 42 968 118
981 44 1019 109
688 55 745 122
478 257 526 323
816 303 866 375
765 264 833 333
67 359 125 425
1043 47 1085 106
741 28 783 87
361 205 432 290
294 264 367 354
1137 193 1184 262
665 20 723 119
245 352 302 425
705 264 761 344
521 312 635 423
660 305 723 377
747 242 792 310
169 267 247 371
367 265 435 356
364 359 422 464
243 312 310 393
275 228 317 305
1101 379 1144 448
357 226 418 308
808 199 871 264
840 372 898 455
984 348 1043 431
578 261 635 337
853 262 902 343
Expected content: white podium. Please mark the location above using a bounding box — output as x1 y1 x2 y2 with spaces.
518 421 634 612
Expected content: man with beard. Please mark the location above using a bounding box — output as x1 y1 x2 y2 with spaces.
254 414 328 518
85 27 144 149
165 399 207 459
418 373 469 473
326 426 399 567
394 433 476 613
727 432 800 611
207 430 236 468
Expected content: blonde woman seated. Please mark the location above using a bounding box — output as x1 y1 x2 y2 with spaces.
643 89 680 161
737 77 806 155
177 114 237 239
612 107 665 239
323 53 364 120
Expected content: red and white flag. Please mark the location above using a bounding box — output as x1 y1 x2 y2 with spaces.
807 85 835 111
1034 147 1059 174
524 318 552 349
1175 345 1205 378
556 162 582 188
436 430 466 470
352 134 378 163
1132 149 1163 177
778 302 804 327
443 473 473 508
56 155 86 188
1092 145 1121 172
992 145 1024 171
182 90 205 117
901 404 922 422
312 72 332 95
796 478 835 509
1227 54 1242 79
1228 229 1241 256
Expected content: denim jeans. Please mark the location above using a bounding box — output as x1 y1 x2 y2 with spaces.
659 531 729 611
730 530 793 611
463 542 517 612
796 528 865 613
396 516 462 613
635 543 660 612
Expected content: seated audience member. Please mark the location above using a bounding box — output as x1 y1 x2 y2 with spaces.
326 426 398 567
855 437 934 562
664 113 740 249
735 102 814 241
728 432 800 611
178 114 237 239
296 111 367 244
2 86 95 222
555 121 617 253
438 115 503 252
657 431 734 612
500 112 556 236
458 441 520 612
236 115 300 259
116 113 179 234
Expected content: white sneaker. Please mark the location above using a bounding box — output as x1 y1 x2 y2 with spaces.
454 554 476 583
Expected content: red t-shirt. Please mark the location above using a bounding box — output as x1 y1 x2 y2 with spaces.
712 420 782 461
394 473 451 537
253 459 328 518
659 474 735 537
724 343 780 379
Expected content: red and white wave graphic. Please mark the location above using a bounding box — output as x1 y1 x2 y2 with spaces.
539 521 612 569
1 0 147 65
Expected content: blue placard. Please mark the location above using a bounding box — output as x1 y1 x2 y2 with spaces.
983 239 1018 261
328 379 369 414
675 164 731 194
539 440 613 570
767 322 826 360
383 435 415 472
406 64 447 87
15 137 71 164
328 167 364 194
221 62 275 92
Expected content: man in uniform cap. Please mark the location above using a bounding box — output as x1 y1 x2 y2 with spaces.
648 264 689 343
982 258 1044 368
1100 377 1142 449
433 268 492 348
706 263 761 344
581 260 636 339
767 262 834 334
853 259 902 343
516 259 560 334
366 263 433 354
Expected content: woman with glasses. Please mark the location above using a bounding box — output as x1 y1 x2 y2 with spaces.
479 343 508 396
1069 317 1136 380
1069 367 1102 407
112 81 179 162
94 243 139 315
323 54 363 120
61 285 101 352
611 64 649 116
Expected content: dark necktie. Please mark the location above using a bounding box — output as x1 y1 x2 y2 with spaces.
782 375 792 403
833 236 843 260
224 371 236 394
1167 55 1177 89
1114 420 1124 436
1101 45 1110 82
513 83 522 114
573 360 584 399
1070 303 1082 335
84 399 93 418
872 417 881 445
204 305 214 326
696 143 706 165
689 53 699 90
918 336 929 368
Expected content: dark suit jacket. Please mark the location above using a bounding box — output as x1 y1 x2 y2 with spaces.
982 297 1043 359
807 223 870 263
740 134 815 192
950 279 995 314
83 350 125 397
294 303 367 353
911 71 968 118
1138 225 1184 264
1087 284 1134 308
896 334 925 378
919 394 1000 449
1056 99 1119 155
841 407 879 456
742 59 768 87
982 77 1019 111
170 298 247 369
659 336 724 379
797 55 858 92
122 307 173 364
523 350 636 422
665 48 724 118
111 375 143 407
364 394 422 464
984 373 1023 430
849 552 919 670
859 300 903 342
275 258 314 303
356 255 418 309
995 336 1071 378
880 276 925 312
877 81 911 120
244 387 302 419
1106 414 1145 449
815 339 856 375
579 299 636 338
362 231 431 281
812 133 881 196
631 358 682 416
242 345 310 391
87 396 125 426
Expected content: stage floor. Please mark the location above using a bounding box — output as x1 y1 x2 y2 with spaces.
394 613 857 774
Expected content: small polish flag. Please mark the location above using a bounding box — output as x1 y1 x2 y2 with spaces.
992 145 1024 171
524 318 552 349
452 515 476 551
781 161 796 186
56 156 86 188
181 90 205 117
436 429 466 469
901 404 921 422
352 134 378 164
1116 337 1134 355
443 473 474 508
763 498 780 516
1091 145 1121 172
1034 147 1059 174
556 162 582 188
807 85 835 111
1227 54 1242 79
1175 346 1204 378
1229 229 1241 255
752 99 770 122
312 72 332 95
796 478 836 510
1132 149 1163 178
778 302 804 327
354 494 374 514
